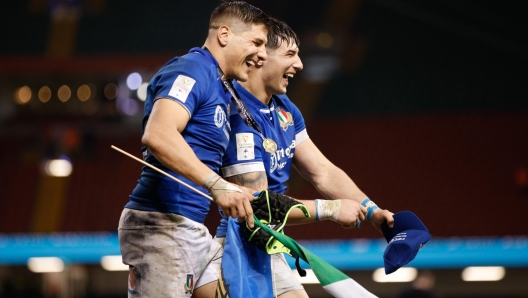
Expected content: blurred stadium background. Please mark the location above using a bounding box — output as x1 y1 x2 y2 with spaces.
1 0 528 297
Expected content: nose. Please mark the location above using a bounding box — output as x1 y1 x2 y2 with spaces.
257 45 267 62
293 56 303 71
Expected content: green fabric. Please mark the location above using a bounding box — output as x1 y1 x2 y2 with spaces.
254 216 350 286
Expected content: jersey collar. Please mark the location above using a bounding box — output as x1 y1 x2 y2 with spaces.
232 80 276 112
189 47 220 68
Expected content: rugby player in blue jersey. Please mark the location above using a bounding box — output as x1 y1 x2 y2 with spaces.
118 2 271 297
216 18 395 297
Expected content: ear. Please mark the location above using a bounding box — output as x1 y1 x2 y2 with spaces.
217 25 230 47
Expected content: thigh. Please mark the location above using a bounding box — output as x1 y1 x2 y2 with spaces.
118 209 220 298
192 238 224 298
272 253 306 297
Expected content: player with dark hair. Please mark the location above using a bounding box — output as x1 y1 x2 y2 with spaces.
215 17 395 297
117 1 270 297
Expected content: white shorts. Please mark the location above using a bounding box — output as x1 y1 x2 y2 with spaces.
118 208 223 298
204 238 304 296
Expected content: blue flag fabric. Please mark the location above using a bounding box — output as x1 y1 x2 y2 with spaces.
218 218 273 298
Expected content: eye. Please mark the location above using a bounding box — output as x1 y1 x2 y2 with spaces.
253 39 264 47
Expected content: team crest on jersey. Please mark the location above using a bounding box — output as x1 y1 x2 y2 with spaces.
275 106 293 131
183 274 194 295
215 105 227 128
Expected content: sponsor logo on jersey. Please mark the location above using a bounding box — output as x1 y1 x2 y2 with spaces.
270 140 295 173
236 133 255 160
275 106 294 131
169 75 196 102
184 274 194 295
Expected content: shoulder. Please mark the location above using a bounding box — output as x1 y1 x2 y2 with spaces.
159 52 215 82
275 94 302 115
276 94 298 108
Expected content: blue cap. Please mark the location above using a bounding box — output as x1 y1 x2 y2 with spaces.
381 211 431 274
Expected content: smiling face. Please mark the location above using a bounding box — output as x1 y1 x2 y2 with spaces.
260 39 303 96
223 23 268 82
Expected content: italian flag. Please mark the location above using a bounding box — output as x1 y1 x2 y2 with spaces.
255 218 377 298
277 109 289 123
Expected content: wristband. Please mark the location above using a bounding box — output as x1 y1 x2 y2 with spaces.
361 198 379 222
315 199 341 222
203 172 242 201
366 205 379 222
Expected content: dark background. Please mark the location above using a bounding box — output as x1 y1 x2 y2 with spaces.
0 1 527 297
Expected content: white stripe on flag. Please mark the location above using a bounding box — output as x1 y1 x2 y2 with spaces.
323 278 378 298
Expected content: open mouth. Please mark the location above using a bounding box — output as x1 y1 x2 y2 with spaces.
282 73 294 79
245 60 256 67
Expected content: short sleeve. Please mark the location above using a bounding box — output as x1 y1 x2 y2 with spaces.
150 59 208 117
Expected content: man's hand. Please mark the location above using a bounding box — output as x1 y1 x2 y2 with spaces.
204 172 256 228
215 190 255 228
368 209 394 233
238 185 258 197
336 200 367 229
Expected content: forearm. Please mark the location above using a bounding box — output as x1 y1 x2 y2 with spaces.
307 163 367 204
313 166 392 226
285 199 316 225
286 198 366 228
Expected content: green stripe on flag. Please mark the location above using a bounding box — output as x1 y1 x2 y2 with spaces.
254 217 349 286
254 217 378 297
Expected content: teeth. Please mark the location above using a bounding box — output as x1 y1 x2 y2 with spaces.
287 74 294 78
246 61 255 66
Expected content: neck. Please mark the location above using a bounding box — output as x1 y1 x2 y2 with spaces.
203 38 229 76
239 73 272 105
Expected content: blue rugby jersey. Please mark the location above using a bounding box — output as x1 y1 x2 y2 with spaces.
216 81 309 236
126 47 232 224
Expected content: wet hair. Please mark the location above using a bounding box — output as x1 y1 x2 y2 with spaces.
209 1 269 30
266 17 300 50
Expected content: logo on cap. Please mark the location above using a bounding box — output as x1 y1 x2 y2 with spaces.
381 211 431 274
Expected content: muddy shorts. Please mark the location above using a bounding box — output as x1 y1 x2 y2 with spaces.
118 208 223 298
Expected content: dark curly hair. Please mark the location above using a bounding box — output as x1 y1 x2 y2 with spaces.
266 17 300 50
